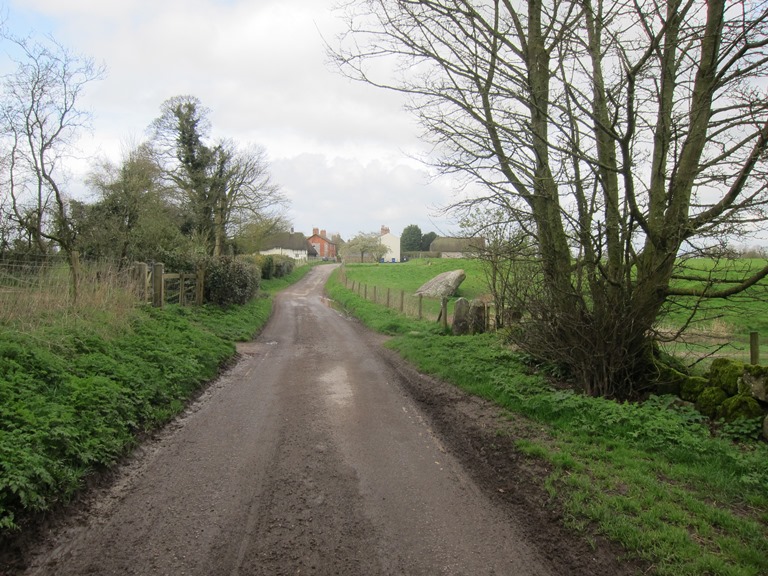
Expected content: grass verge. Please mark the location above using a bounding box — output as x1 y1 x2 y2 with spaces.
0 263 311 534
327 268 768 576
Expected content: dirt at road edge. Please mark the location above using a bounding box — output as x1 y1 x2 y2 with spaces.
370 335 649 576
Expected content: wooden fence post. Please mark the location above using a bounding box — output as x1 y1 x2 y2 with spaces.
179 273 186 305
441 297 448 330
418 294 423 320
399 290 404 313
386 287 391 308
750 331 760 365
364 284 368 300
134 262 148 302
373 285 377 303
152 262 164 308
196 265 205 305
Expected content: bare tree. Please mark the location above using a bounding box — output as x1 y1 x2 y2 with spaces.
1 34 104 301
461 207 537 328
210 140 287 257
333 0 768 397
149 95 287 256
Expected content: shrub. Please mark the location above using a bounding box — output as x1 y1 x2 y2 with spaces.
273 256 295 278
261 255 275 280
204 257 260 306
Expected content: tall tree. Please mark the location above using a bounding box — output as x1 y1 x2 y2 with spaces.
150 95 286 256
334 0 768 397
1 34 104 301
81 143 183 263
420 231 437 252
401 224 423 252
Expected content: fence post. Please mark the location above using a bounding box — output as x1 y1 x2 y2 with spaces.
399 290 404 313
364 284 368 300
441 297 448 330
750 331 760 365
179 273 186 305
152 262 165 308
134 262 148 302
386 287 391 308
373 285 377 303
418 294 423 320
195 265 205 305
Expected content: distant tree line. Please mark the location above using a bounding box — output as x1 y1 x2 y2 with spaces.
400 224 437 253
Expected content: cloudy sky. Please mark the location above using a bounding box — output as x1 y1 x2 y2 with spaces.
2 0 459 241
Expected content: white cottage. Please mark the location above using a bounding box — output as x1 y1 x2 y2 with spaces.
379 225 401 262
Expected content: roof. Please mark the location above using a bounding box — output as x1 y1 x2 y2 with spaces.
307 232 336 245
261 232 310 252
429 237 485 253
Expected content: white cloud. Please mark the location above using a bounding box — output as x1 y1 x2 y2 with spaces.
4 0 458 238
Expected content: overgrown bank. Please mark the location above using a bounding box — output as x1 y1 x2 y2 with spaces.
0 265 311 536
326 268 768 576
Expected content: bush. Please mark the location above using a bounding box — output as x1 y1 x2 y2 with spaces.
204 257 260 306
273 257 295 278
260 255 275 280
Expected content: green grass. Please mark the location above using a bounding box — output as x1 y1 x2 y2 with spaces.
339 259 490 322
341 258 488 299
0 263 311 534
326 265 768 576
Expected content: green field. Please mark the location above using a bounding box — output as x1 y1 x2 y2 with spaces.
342 257 768 367
328 259 768 576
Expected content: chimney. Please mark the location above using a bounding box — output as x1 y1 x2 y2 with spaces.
381 225 390 236
320 229 326 238
312 227 319 236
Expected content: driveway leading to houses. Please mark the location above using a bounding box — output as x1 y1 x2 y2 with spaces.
16 264 634 575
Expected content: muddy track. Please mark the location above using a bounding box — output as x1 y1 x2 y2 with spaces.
2 264 644 575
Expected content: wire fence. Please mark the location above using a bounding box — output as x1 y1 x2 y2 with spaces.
0 254 139 331
336 265 499 331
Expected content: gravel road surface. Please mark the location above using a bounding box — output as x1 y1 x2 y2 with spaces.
11 264 640 575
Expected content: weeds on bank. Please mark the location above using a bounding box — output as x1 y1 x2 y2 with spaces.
327 268 768 576
0 265 310 534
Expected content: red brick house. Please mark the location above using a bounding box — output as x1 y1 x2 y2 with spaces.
307 228 337 259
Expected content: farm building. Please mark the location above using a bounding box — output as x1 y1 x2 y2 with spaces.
429 237 485 258
308 228 338 259
259 231 313 261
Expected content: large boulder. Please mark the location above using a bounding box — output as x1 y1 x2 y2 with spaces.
452 297 471 335
740 365 768 402
416 269 466 298
720 394 764 422
468 299 486 334
695 387 728 419
708 358 744 396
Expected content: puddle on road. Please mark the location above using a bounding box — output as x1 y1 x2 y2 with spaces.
320 365 353 406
